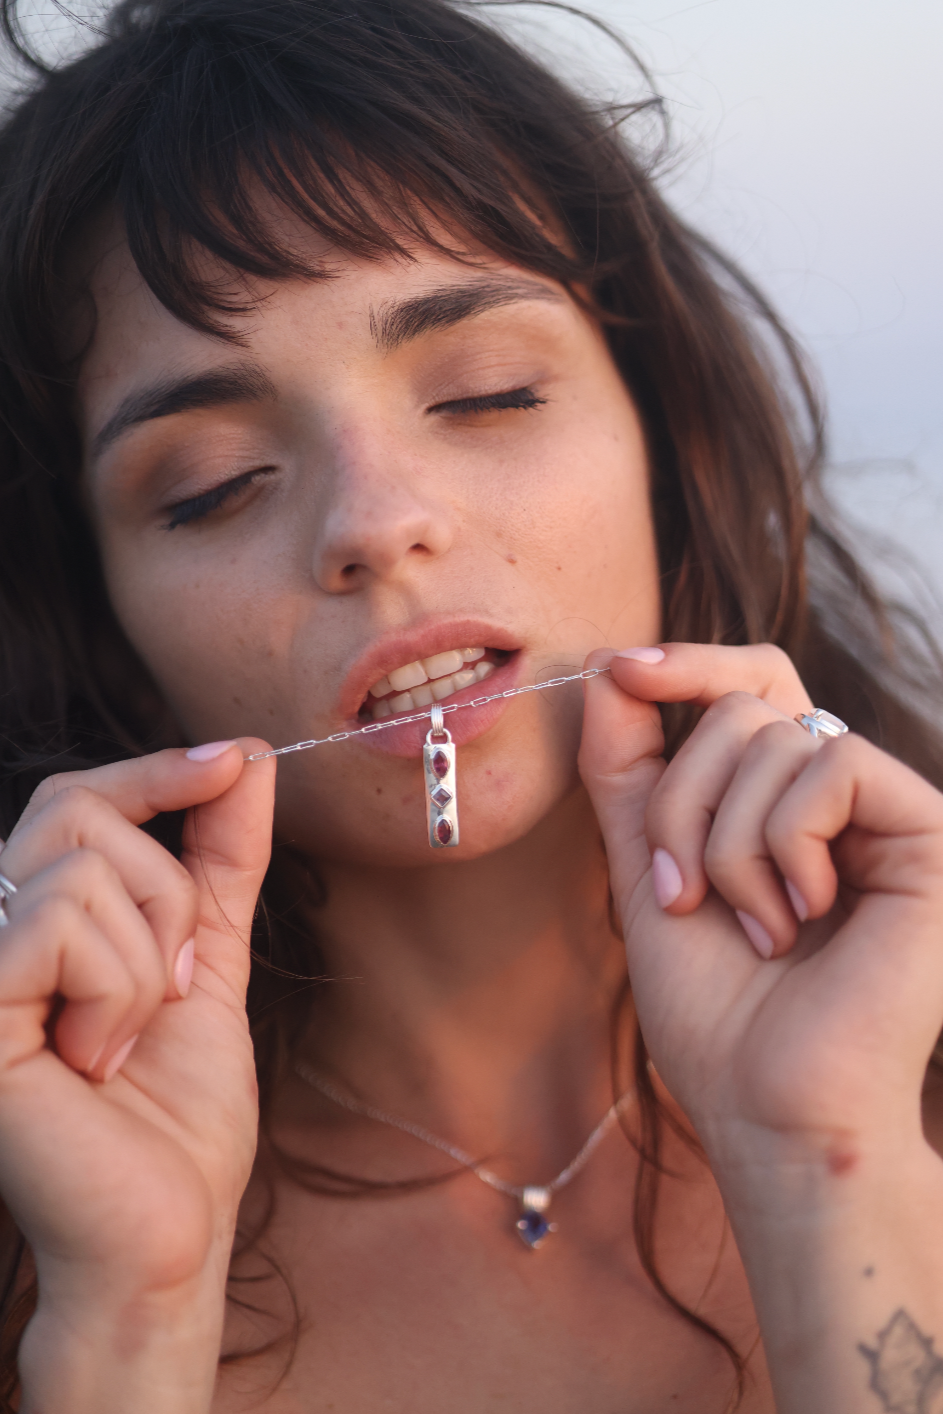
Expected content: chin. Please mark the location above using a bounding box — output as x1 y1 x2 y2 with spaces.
285 764 580 868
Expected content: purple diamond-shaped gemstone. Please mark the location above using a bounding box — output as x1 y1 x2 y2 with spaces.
516 1209 551 1249
430 785 452 808
431 748 450 779
434 815 453 845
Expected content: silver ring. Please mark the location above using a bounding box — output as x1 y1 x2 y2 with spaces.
794 708 849 740
0 871 14 930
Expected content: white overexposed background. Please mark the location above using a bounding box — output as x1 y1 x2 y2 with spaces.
7 0 943 618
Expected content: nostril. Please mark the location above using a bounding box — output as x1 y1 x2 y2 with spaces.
341 563 358 578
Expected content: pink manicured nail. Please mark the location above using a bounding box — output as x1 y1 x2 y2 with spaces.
785 880 808 923
186 740 236 762
174 938 195 998
651 848 683 908
615 646 666 664
103 1034 139 1082
736 911 774 960
87 1041 106 1074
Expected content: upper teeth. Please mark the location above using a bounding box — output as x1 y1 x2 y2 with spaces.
368 646 494 719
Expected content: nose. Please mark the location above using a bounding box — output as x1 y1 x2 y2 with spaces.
309 441 454 594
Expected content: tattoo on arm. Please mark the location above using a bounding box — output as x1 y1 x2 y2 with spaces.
859 1309 943 1413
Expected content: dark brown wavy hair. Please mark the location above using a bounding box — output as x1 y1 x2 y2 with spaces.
0 0 942 1406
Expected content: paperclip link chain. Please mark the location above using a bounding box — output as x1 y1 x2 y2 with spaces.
245 666 611 761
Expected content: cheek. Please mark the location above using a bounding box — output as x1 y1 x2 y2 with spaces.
495 394 658 617
100 537 294 734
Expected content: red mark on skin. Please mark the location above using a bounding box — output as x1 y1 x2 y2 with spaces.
827 1148 858 1176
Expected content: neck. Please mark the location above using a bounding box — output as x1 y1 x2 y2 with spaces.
296 786 630 1173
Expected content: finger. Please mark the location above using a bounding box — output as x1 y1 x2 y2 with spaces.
701 719 821 957
0 889 145 1080
12 740 254 837
644 691 789 914
610 641 814 717
578 649 666 922
766 734 943 929
180 738 276 1002
1 791 199 999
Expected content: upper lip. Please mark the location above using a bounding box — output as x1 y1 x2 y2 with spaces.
337 617 522 722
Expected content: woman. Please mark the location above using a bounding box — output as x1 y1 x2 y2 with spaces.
0 0 942 1409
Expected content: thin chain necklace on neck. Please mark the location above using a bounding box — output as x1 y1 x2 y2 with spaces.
295 1061 636 1250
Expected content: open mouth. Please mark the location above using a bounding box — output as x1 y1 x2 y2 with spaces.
357 646 513 722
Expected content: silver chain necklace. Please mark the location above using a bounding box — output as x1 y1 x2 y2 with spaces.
295 1061 636 1250
245 664 611 853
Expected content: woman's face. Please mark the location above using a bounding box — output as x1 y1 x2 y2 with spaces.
77 220 660 865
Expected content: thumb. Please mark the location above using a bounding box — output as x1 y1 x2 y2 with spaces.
578 650 666 916
180 738 276 998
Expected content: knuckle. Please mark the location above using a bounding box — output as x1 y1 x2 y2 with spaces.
28 779 96 816
56 846 118 892
748 717 807 758
707 689 761 719
29 891 84 936
751 641 791 673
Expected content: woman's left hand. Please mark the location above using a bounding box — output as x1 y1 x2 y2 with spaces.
578 642 943 1169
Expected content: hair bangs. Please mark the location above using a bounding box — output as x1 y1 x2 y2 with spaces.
72 0 587 336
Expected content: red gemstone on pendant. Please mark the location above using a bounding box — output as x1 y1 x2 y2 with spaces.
431 749 450 779
434 815 453 845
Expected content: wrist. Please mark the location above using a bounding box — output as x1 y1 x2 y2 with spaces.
19 1250 232 1414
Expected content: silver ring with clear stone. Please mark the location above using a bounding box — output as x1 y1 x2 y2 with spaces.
794 708 849 740
0 870 17 929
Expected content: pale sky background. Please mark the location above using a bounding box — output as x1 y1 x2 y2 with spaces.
487 0 943 617
9 0 943 613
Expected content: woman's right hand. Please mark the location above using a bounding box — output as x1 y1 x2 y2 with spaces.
0 740 275 1411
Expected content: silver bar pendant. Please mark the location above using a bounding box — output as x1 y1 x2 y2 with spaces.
423 716 459 849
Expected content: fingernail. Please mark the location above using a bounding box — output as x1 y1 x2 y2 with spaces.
615 646 666 664
785 880 808 923
736 911 774 960
186 740 236 762
87 1041 105 1074
173 938 195 998
103 1034 139 1082
651 848 683 909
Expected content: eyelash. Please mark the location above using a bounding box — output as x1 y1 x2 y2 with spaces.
163 388 545 528
430 386 547 415
165 467 273 530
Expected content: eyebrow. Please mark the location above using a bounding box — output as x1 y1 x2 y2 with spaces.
369 277 564 351
90 363 277 460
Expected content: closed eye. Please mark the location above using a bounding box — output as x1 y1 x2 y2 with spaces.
429 386 547 415
164 466 275 529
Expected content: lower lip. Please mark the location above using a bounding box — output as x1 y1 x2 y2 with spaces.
347 652 523 758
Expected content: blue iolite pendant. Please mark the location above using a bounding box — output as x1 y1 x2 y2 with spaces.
515 1186 558 1250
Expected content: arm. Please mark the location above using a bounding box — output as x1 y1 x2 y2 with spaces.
713 1124 943 1413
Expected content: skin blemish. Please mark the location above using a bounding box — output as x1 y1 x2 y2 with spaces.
827 1148 858 1177
506 554 517 564
376 787 383 795
863 1266 875 1278
232 696 242 707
